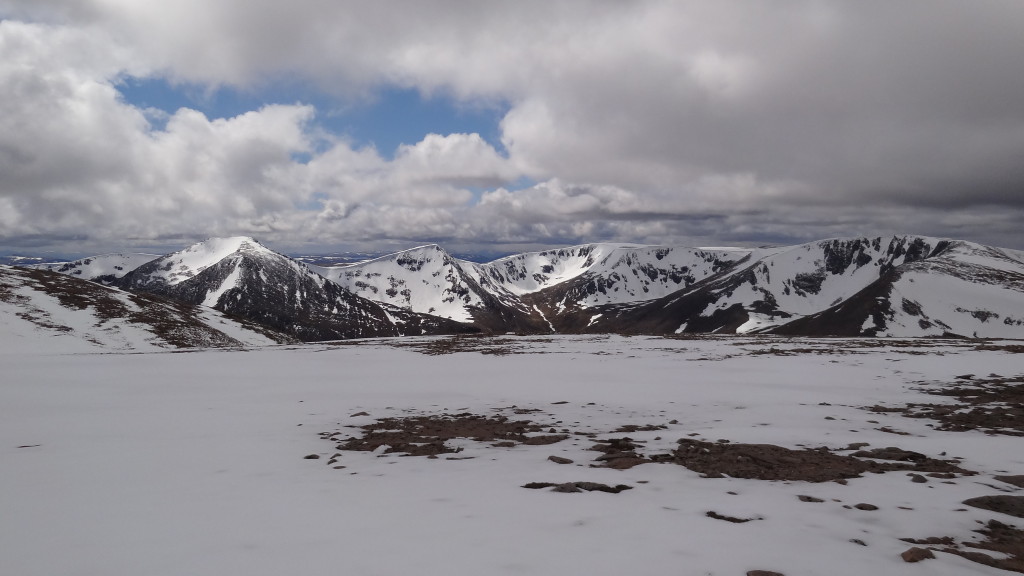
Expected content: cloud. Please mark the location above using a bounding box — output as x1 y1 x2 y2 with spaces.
2 2 1024 253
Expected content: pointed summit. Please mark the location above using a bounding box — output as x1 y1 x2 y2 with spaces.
116 237 405 340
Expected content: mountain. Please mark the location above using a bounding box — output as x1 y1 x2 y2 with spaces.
772 238 1024 338
114 237 476 341
482 244 755 331
24 235 1024 340
315 236 1024 339
312 244 543 333
576 236 1024 338
0 265 294 352
28 253 160 284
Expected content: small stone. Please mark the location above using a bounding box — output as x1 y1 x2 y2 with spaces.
850 539 867 546
854 503 879 511
798 495 824 503
303 454 320 459
350 411 369 417
551 482 582 493
747 571 785 576
548 455 573 464
909 474 927 483
900 547 935 563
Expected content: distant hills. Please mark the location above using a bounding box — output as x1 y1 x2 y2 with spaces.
5 234 1023 345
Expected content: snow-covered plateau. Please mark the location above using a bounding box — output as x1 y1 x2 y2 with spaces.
3 334 1023 576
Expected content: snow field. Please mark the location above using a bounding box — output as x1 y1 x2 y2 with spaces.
2 336 1022 576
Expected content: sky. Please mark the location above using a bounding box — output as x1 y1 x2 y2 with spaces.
1 1 1023 257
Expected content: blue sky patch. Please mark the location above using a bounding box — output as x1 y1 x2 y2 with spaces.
116 77 509 158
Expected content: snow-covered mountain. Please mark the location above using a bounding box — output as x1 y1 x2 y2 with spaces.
23 234 1024 340
316 235 1024 338
313 244 541 332
579 236 1024 337
0 265 294 352
115 237 475 341
28 253 159 284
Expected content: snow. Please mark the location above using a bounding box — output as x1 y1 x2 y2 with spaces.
0 274 157 353
475 244 751 306
202 259 243 307
2 335 1022 576
476 243 633 295
28 253 159 280
314 245 485 322
885 267 1024 338
147 236 269 286
533 304 555 332
0 265 284 351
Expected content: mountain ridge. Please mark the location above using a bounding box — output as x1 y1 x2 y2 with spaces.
22 234 1024 341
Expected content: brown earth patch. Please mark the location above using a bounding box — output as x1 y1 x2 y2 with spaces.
907 520 1024 573
588 437 672 469
668 439 973 482
963 495 1024 518
867 374 1024 436
996 475 1024 488
324 412 568 457
613 423 668 433
388 335 559 356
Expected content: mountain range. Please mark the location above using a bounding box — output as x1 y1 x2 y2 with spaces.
7 234 1024 345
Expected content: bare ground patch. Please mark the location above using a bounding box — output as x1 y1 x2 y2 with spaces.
905 520 1024 573
321 411 568 457
667 439 973 482
867 374 1024 436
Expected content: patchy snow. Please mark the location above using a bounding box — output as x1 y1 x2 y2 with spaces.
2 335 1022 576
533 304 555 332
736 313 778 334
884 266 1024 338
202 259 243 307
0 265 286 352
314 245 486 322
145 236 271 286
476 243 633 295
28 253 159 281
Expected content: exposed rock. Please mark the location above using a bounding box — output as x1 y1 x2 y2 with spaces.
331 412 567 457
854 503 879 511
670 439 969 482
522 481 632 494
995 475 1024 488
706 511 759 523
963 495 1024 518
548 455 573 464
901 547 935 563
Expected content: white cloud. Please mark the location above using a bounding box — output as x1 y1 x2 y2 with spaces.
2 2 1024 253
